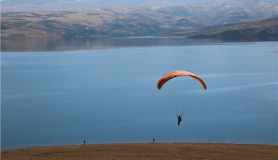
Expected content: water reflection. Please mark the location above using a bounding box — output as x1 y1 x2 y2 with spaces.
2 36 226 52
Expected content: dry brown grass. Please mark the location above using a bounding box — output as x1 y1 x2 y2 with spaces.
2 143 278 160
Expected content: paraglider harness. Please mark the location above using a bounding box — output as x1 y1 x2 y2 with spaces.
177 115 182 126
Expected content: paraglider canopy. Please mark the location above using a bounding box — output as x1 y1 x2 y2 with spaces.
157 70 206 90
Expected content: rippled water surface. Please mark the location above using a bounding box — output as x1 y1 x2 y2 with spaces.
1 37 277 150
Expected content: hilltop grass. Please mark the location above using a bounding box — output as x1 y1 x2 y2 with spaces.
2 143 278 160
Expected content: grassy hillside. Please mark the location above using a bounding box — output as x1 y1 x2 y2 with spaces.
165 17 278 41
2 143 278 160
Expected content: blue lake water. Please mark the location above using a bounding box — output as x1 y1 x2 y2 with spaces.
1 38 278 150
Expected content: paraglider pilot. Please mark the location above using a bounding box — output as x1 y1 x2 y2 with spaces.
177 115 182 126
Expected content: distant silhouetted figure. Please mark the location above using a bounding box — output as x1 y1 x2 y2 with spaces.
84 140 85 145
153 139 155 143
177 115 182 126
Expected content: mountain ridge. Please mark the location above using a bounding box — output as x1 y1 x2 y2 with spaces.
1 0 278 39
161 17 278 41
1 0 233 12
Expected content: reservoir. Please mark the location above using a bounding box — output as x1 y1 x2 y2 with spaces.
1 37 277 150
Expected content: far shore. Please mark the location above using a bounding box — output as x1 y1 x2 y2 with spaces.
2 143 278 160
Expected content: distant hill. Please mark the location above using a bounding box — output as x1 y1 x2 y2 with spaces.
165 17 278 41
1 0 235 12
1 0 278 39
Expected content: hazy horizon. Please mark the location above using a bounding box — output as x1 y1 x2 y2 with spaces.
1 0 237 12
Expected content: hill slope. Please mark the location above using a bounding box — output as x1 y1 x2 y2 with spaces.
1 0 278 38
166 17 278 41
2 143 278 160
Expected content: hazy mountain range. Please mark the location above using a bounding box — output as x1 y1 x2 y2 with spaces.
1 0 278 39
2 0 231 12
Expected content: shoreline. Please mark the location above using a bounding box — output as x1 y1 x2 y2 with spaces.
3 142 278 151
2 142 278 160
